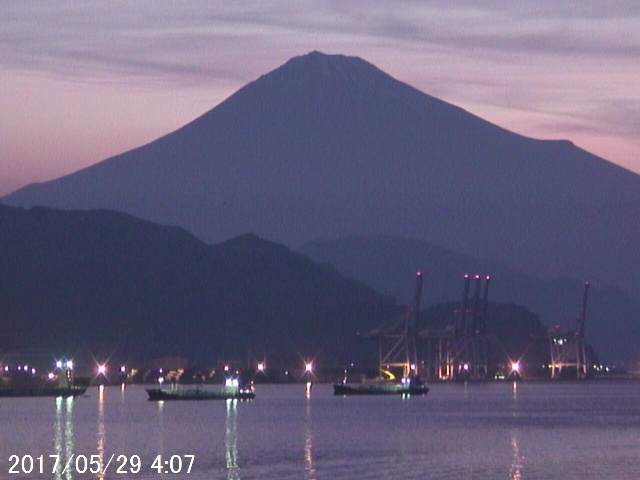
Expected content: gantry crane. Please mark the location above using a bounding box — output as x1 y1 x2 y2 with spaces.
548 282 591 379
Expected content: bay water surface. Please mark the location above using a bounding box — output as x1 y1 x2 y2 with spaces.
1 380 640 479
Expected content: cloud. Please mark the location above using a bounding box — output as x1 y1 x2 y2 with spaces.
545 99 640 142
0 0 638 182
2 1 638 84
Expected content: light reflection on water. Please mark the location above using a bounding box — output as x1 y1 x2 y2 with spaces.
53 396 74 480
225 399 239 480
304 398 316 480
2 381 640 479
510 431 523 480
96 384 106 480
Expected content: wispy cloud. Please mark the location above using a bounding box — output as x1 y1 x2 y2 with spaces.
0 0 638 193
545 99 640 141
3 1 638 82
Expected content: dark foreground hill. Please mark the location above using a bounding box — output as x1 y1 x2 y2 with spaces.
4 52 640 301
0 204 397 365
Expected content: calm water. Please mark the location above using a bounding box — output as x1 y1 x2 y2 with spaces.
1 381 640 479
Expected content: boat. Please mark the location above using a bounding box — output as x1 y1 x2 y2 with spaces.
146 387 255 401
146 378 255 401
333 376 428 396
0 385 87 398
0 364 87 398
333 271 429 397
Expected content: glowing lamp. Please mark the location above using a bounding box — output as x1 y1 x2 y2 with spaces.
225 378 239 388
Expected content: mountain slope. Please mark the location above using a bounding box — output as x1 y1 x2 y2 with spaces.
4 51 640 299
0 204 397 364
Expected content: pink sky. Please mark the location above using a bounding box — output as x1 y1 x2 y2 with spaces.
1 1 639 196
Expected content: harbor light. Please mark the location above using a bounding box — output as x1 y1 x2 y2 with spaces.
66 360 73 370
257 362 265 372
225 378 239 388
56 360 63 369
305 362 313 374
511 361 521 374
97 364 107 375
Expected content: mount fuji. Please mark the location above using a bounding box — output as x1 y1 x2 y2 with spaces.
4 51 640 298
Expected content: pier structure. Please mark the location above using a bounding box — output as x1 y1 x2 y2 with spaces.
423 274 493 381
369 271 423 380
449 275 492 380
548 282 591 379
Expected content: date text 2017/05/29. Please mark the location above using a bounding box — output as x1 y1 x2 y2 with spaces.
6 454 195 475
